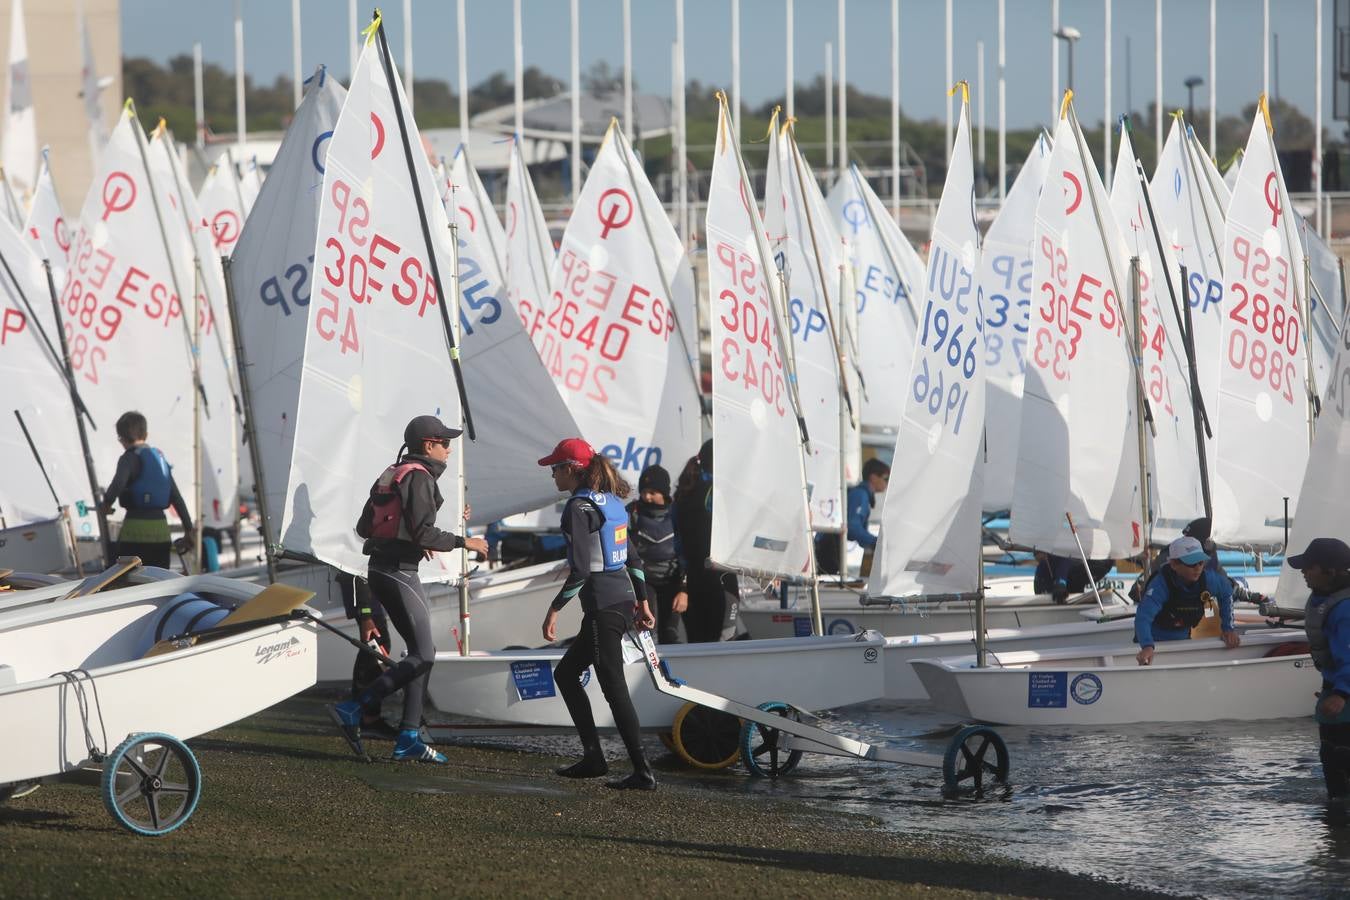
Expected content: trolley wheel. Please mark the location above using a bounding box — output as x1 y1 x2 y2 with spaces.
670 702 742 769
740 701 804 778
101 733 202 836
942 725 1009 796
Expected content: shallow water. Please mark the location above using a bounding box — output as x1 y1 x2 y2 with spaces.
706 703 1349 899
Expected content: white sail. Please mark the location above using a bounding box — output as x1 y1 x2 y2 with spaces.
535 121 701 479
1009 102 1143 558
1213 103 1310 545
765 122 845 530
78 0 107 158
2 0 35 198
977 133 1051 511
1299 214 1345 397
1110 128 1206 542
229 68 345 549
1275 311 1350 605
826 166 924 436
197 156 247 261
23 151 69 290
283 24 463 581
505 139 555 329
1222 149 1242 193
0 214 89 528
448 146 581 524
147 130 239 530
239 159 262 215
705 97 811 577
868 91 984 598
58 108 199 521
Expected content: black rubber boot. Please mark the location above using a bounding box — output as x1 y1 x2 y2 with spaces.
606 754 657 791
556 742 608 778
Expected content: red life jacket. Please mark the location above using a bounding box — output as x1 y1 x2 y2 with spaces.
357 461 429 541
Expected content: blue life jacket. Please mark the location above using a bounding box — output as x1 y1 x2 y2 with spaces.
567 490 627 573
123 446 172 511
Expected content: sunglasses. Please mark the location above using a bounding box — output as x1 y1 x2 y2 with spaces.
428 438 451 448
550 463 570 474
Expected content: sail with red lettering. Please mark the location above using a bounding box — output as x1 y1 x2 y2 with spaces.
1110 127 1206 543
868 89 984 598
535 120 701 481
765 121 847 531
23 150 70 289
59 107 199 519
1009 98 1143 558
283 20 464 580
705 94 811 577
505 139 555 335
197 155 247 261
448 145 580 523
1212 100 1310 545
230 67 345 548
826 166 923 436
1275 311 1350 606
977 133 1050 512
0 212 90 528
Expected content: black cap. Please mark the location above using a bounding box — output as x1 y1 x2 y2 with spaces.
638 464 672 499
1182 517 1213 543
1287 538 1350 571
404 415 462 446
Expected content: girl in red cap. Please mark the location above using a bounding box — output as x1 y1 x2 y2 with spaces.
538 437 658 790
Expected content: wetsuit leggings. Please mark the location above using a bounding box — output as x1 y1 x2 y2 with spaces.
650 580 687 645
355 565 434 731
684 570 738 643
336 573 390 718
554 606 644 766
1321 721 1350 800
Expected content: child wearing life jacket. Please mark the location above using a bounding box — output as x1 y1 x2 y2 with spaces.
100 411 193 569
627 464 687 644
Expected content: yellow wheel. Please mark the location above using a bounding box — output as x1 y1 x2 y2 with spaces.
670 701 742 769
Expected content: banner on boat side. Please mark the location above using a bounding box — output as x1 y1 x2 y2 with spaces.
283 28 463 581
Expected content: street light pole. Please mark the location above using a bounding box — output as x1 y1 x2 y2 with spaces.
1184 75 1203 124
1054 26 1081 92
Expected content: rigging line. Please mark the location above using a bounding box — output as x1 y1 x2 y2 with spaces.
848 164 920 329
374 19 476 439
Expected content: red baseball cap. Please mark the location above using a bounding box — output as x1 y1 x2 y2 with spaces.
538 437 596 468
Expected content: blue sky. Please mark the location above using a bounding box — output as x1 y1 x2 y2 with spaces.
123 0 1336 131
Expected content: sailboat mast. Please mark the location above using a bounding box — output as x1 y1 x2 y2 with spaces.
1178 265 1214 520
450 211 471 656
1130 257 1153 578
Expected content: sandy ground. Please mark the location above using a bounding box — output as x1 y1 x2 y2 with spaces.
0 692 1178 899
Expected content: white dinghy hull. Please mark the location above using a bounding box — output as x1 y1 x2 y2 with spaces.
911 628 1316 725
425 631 886 729
0 574 317 786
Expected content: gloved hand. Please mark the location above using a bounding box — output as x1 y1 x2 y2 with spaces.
1051 578 1069 605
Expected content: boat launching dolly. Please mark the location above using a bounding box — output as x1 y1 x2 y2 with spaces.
630 630 1011 795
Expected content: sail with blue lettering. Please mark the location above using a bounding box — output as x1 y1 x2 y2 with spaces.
536 120 701 479
868 88 983 598
976 133 1050 512
1009 96 1142 558
229 67 345 547
1212 99 1310 545
283 21 464 580
705 94 811 578
448 146 580 523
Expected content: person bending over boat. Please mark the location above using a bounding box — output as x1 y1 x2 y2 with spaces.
100 411 193 569
1033 553 1115 603
1290 538 1350 805
674 440 739 642
539 438 658 791
1134 535 1240 666
627 464 688 644
815 458 890 578
328 415 488 763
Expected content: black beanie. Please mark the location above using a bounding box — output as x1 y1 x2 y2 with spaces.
638 464 672 500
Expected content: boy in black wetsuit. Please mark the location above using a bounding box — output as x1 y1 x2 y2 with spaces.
627 464 687 644
100 411 193 569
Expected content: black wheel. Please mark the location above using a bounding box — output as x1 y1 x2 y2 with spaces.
740 701 805 778
100 733 201 836
671 702 742 769
942 725 1009 796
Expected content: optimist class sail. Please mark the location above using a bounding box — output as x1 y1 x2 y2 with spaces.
1009 97 1143 558
282 21 464 581
1212 100 1310 545
868 87 984 599
23 151 70 290
229 67 346 549
705 94 811 578
977 133 1050 512
448 146 581 524
529 120 700 478
197 156 248 261
825 165 921 435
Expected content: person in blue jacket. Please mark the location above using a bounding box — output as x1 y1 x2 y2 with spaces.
815 458 890 576
1134 535 1241 665
1290 538 1350 803
100 411 193 569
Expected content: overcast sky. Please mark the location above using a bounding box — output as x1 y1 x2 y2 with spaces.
122 0 1338 132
